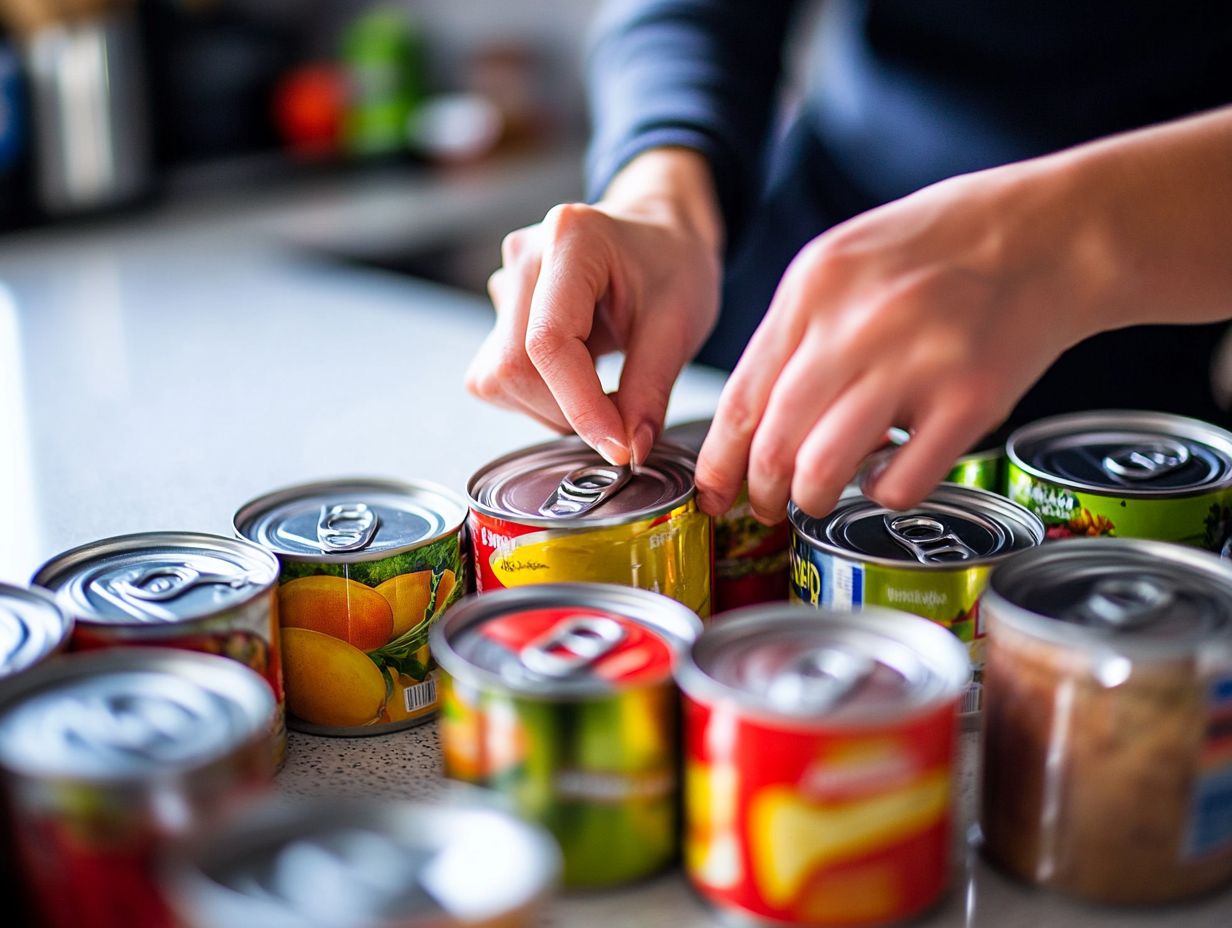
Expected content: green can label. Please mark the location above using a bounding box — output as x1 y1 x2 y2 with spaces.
1006 462 1232 550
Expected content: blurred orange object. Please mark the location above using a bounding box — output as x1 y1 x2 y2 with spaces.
273 63 347 158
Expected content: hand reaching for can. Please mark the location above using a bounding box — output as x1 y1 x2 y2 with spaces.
466 148 724 468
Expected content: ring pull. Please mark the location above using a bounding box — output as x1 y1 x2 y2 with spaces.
1070 576 1175 631
1101 440 1190 482
106 564 249 605
317 503 380 552
767 647 875 713
539 465 631 518
884 513 977 564
519 616 627 677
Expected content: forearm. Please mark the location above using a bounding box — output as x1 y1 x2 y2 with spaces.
1037 105 1232 334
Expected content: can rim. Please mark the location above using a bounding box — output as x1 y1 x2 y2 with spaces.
1005 409 1232 498
0 583 74 675
0 647 275 783
984 537 1232 659
788 484 1044 570
467 438 697 528
430 583 702 699
233 476 468 564
31 531 280 627
674 604 971 728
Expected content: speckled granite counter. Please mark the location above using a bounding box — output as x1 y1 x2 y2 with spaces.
2 199 1229 927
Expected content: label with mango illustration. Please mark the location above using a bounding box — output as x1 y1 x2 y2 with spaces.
276 535 464 732
683 695 955 925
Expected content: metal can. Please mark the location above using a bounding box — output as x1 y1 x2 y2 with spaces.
887 427 1005 492
431 582 702 888
32 532 285 762
788 485 1043 676
981 539 1232 904
165 795 560 928
235 477 468 736
664 419 791 612
0 583 73 679
676 605 970 926
0 648 277 928
468 436 713 617
1005 409 1232 549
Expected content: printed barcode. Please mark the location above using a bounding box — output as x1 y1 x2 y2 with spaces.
961 682 983 715
403 676 438 713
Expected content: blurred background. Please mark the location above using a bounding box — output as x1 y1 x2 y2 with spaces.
0 0 609 291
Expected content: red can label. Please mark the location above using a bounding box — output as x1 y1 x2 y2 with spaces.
683 695 955 925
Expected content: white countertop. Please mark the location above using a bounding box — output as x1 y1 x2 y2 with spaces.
1 175 1228 927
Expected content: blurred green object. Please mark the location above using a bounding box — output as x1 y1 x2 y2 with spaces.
341 8 426 157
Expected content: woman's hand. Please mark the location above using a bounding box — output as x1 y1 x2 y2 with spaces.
466 148 724 467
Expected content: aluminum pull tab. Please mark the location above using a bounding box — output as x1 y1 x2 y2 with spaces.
107 564 249 604
519 616 627 678
538 465 631 518
1071 576 1175 631
317 503 379 553
1101 440 1190 482
767 647 875 713
884 514 977 563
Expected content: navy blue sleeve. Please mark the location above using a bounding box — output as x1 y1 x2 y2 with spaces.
585 0 800 248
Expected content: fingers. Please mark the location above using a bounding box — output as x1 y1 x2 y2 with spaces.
614 314 692 468
526 205 630 465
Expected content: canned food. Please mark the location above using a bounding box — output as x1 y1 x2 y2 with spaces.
1005 410 1232 549
664 419 790 612
165 795 559 928
0 583 73 679
981 539 1232 904
431 583 702 888
788 485 1043 674
32 532 285 761
0 648 277 928
235 478 467 736
676 605 970 926
887 427 1005 492
468 436 712 617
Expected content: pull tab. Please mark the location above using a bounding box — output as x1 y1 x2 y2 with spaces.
317 503 380 553
1101 440 1190 482
1070 576 1175 631
519 615 627 677
767 647 875 712
107 564 249 604
884 514 977 563
538 465 631 518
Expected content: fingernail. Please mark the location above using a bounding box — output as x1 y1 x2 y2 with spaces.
630 422 655 473
858 449 894 497
595 436 629 466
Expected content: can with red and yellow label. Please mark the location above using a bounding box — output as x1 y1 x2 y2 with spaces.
468 437 712 617
675 604 970 926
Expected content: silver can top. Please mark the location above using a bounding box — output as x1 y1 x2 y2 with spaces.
1006 410 1232 496
675 605 971 725
790 485 1043 568
0 648 275 781
985 538 1232 658
166 797 559 928
0 584 73 678
661 419 711 455
33 532 279 626
468 437 696 527
235 478 467 563
431 583 702 697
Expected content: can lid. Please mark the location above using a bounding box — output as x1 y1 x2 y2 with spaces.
1006 410 1232 496
789 485 1042 568
33 532 279 626
986 538 1232 656
468 437 695 526
431 584 701 697
235 478 467 563
168 797 559 928
0 649 274 781
661 419 711 455
0 584 72 677
676 605 970 724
